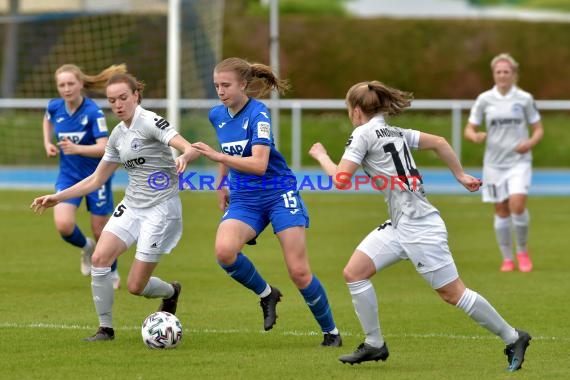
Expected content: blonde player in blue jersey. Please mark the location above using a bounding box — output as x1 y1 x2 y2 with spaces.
43 64 124 289
310 81 531 370
465 53 543 273
191 57 341 347
32 72 200 341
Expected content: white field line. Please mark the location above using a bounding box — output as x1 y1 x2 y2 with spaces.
0 322 565 341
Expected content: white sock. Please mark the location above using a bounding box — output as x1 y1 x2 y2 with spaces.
456 288 518 344
511 210 530 253
141 277 175 299
91 266 113 328
494 215 513 260
347 280 384 348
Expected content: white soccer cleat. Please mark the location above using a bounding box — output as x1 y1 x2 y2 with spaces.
111 270 121 290
80 238 95 276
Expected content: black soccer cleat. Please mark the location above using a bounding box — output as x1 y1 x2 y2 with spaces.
339 342 389 365
158 282 182 315
321 332 342 347
84 326 115 342
260 286 282 331
505 329 532 371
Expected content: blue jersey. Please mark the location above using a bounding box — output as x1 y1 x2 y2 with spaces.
46 97 109 182
209 98 295 195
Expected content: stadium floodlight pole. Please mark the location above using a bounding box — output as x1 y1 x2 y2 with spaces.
269 0 280 148
167 0 181 155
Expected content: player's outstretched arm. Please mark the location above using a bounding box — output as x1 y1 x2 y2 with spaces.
169 134 201 173
418 132 481 192
309 142 359 188
30 194 60 214
30 160 120 214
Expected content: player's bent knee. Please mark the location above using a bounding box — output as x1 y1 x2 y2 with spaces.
289 269 311 288
215 250 238 265
127 281 145 295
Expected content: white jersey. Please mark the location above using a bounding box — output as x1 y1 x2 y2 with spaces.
103 106 179 208
342 115 437 227
468 85 540 169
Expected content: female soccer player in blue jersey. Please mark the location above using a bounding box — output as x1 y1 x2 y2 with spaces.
465 53 543 273
191 57 341 347
43 64 123 288
33 72 200 341
310 80 530 370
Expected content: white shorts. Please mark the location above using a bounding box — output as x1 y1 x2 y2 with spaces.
482 161 532 203
103 195 183 262
356 212 458 289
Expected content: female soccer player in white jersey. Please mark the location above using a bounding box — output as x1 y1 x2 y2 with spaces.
191 57 341 347
464 53 543 272
309 81 530 370
32 72 200 341
43 64 123 289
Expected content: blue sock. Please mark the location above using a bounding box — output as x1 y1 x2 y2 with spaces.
61 225 87 248
219 252 267 295
300 275 336 333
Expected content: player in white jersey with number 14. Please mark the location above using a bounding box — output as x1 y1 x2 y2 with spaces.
31 72 200 342
310 80 530 371
465 53 543 273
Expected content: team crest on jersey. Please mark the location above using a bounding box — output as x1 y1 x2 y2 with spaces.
131 138 142 151
511 103 524 115
80 115 88 126
221 139 248 156
257 121 270 139
58 131 86 144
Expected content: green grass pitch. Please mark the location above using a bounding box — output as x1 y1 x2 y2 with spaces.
2 190 569 379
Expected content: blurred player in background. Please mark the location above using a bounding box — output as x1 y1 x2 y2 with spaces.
33 72 200 341
310 80 531 370
191 57 341 347
43 64 124 288
464 53 543 272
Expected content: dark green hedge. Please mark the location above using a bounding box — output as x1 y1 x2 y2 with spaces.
224 14 570 99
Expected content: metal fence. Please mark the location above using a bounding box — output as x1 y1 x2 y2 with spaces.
1 98 569 170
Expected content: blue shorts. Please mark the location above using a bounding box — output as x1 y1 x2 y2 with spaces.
56 176 114 216
223 189 309 238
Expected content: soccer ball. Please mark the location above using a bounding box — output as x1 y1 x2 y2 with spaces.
141 311 183 349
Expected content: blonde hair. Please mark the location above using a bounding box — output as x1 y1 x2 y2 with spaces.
55 63 128 94
490 53 519 73
345 81 413 117
106 72 146 104
214 57 290 98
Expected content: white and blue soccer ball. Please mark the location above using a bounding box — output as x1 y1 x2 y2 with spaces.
141 311 183 349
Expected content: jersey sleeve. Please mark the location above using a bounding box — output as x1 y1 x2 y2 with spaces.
91 108 109 139
468 94 486 126
144 113 179 146
45 99 57 121
524 95 541 125
341 127 369 165
250 109 272 147
102 127 122 163
399 128 420 149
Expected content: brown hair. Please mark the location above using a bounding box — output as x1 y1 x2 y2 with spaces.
54 63 127 94
106 72 146 104
214 57 290 97
346 81 413 117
